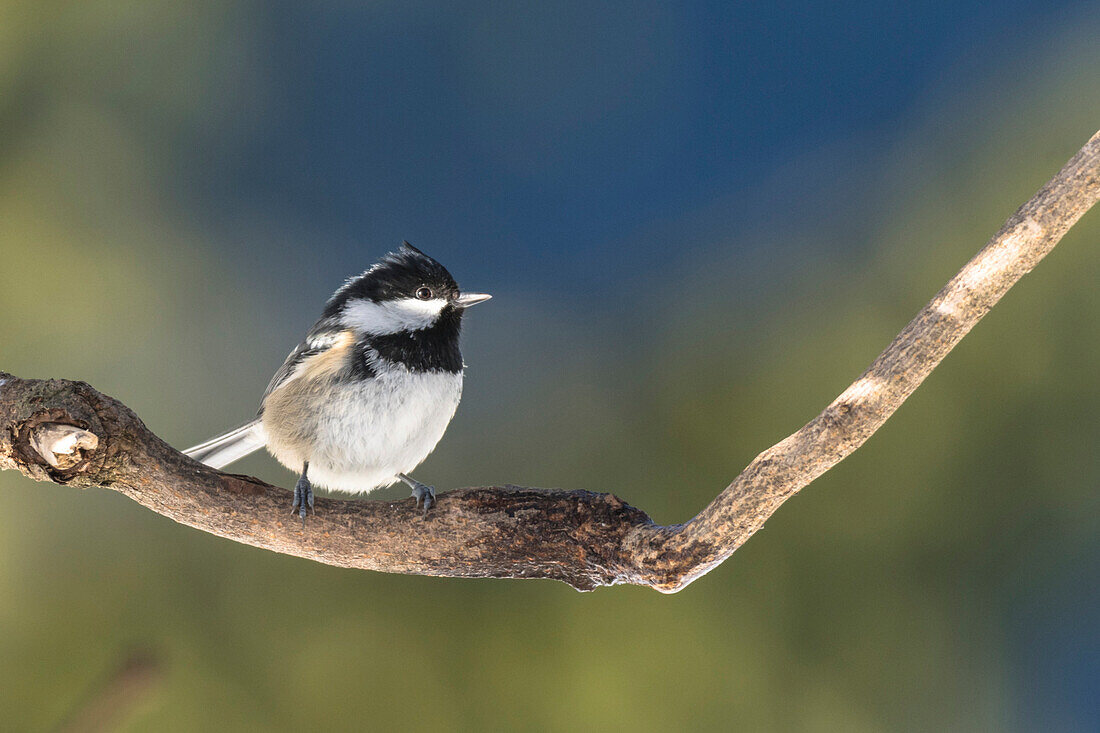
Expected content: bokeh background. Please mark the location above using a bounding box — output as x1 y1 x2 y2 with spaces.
2 2 1098 730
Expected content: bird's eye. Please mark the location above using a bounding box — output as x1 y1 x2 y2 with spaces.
415 287 433 301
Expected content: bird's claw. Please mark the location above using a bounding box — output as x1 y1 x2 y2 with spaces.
398 474 436 517
292 475 314 527
411 482 436 516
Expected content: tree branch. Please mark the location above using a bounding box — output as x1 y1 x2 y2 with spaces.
2 131 1098 592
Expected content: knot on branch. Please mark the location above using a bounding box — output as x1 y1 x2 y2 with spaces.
31 422 99 469
1 370 111 484
9 410 101 482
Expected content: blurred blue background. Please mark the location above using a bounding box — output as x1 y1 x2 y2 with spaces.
1 1 1098 730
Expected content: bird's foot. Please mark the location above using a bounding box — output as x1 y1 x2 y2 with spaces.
291 475 314 526
410 482 436 515
398 474 436 516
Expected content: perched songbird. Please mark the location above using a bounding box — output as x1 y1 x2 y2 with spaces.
183 243 490 521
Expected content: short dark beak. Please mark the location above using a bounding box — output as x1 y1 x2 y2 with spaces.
454 292 492 308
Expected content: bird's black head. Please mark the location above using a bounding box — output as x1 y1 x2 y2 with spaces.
323 242 491 340
357 242 461 304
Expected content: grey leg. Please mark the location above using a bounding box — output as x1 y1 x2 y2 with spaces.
292 461 314 526
399 473 436 515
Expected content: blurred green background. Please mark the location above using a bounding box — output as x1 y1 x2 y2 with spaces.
1 2 1098 731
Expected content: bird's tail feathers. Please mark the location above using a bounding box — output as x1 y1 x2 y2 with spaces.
182 419 265 469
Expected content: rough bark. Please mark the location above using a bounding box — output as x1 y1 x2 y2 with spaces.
2 130 1098 592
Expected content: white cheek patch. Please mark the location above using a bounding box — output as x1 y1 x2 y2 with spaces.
342 297 448 335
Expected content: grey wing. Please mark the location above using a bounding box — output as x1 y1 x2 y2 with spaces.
259 317 345 410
